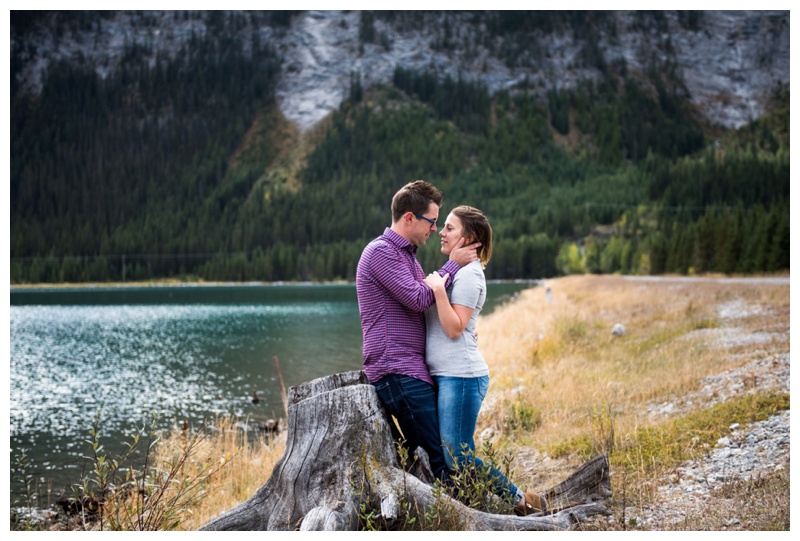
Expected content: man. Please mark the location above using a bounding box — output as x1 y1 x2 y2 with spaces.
355 180 479 480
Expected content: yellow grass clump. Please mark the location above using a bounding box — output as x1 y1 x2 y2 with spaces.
161 416 286 530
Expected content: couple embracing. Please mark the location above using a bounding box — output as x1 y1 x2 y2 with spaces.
355 180 546 516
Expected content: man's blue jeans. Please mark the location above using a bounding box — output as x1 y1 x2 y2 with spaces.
372 374 449 481
435 375 519 500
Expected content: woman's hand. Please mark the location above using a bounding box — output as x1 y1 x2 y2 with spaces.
424 271 448 292
425 271 473 339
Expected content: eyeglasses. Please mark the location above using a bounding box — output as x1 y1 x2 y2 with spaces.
413 212 437 228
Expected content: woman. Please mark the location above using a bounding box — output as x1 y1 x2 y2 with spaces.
423 205 546 516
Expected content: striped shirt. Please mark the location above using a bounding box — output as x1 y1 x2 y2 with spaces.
356 228 461 385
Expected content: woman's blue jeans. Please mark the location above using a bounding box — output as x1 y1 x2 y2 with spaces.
434 375 519 499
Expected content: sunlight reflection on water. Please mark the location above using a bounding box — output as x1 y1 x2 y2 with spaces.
11 303 351 436
10 299 363 494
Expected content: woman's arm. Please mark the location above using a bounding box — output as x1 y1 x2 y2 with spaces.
424 272 475 340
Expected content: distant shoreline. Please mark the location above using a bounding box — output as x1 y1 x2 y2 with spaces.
9 273 787 290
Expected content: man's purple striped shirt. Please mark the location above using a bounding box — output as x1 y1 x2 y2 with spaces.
356 228 460 386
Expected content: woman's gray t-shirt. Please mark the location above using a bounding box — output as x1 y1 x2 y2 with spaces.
425 260 489 377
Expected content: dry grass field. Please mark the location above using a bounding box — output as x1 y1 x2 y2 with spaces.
146 274 791 530
476 274 790 530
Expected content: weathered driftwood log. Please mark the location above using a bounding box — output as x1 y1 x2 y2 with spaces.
199 370 611 531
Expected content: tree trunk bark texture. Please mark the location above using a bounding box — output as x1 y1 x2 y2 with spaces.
199 371 612 531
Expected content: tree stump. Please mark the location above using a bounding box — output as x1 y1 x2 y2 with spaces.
199 371 612 531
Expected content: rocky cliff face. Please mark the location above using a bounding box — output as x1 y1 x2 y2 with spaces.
12 10 790 132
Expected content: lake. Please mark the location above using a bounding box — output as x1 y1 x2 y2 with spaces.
9 281 535 504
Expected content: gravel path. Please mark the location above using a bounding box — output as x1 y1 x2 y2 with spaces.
632 410 790 529
618 295 791 529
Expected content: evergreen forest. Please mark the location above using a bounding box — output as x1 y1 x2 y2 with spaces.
10 11 790 284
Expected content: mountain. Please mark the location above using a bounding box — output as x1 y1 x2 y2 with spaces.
9 10 790 283
12 10 789 132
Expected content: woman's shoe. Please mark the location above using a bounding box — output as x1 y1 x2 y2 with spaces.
514 492 547 516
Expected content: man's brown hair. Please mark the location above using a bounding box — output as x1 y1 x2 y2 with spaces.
391 180 443 223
